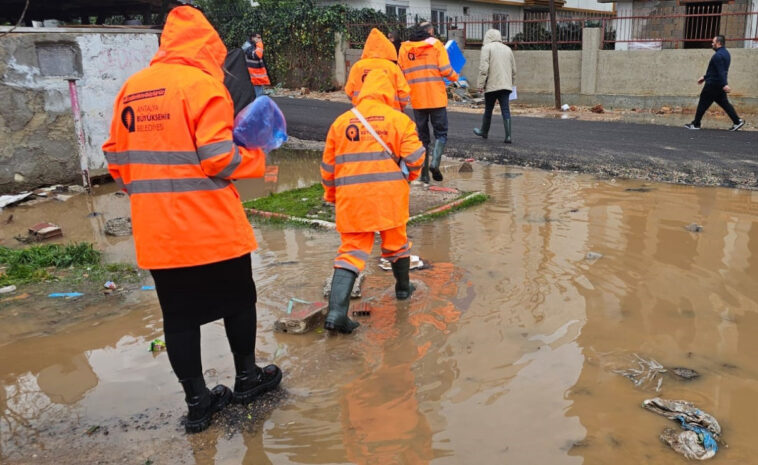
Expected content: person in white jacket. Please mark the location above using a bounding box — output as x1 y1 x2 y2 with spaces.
473 29 517 143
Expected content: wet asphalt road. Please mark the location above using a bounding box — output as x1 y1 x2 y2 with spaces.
274 97 758 188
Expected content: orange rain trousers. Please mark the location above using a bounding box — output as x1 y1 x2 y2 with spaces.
335 225 410 274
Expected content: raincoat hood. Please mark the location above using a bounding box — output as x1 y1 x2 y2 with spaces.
483 29 503 46
150 6 227 82
361 28 398 61
403 37 437 55
356 69 396 107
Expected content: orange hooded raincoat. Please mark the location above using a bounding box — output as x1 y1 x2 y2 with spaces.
344 28 410 111
102 6 265 270
321 70 425 234
246 40 270 86
398 37 458 109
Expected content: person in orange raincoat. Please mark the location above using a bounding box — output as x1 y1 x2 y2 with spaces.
321 69 426 334
245 32 270 98
102 5 281 434
344 28 410 111
398 22 458 184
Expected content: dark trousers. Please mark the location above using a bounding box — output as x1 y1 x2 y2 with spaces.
693 83 740 126
151 254 257 380
484 89 512 120
413 107 449 150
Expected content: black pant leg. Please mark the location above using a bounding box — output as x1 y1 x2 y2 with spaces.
413 109 432 149
165 326 203 380
713 91 741 124
693 86 717 126
483 91 497 120
429 108 448 143
497 90 511 119
224 305 257 356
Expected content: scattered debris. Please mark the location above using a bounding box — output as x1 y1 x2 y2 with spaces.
149 339 166 352
671 367 700 380
0 285 17 294
0 192 33 210
643 398 721 460
274 301 328 334
613 353 666 391
28 222 63 241
625 187 654 192
4 214 12 224
48 292 84 298
86 212 102 218
141 285 156 291
561 104 570 111
351 301 372 317
379 255 424 271
0 292 30 302
104 281 117 290
590 104 605 114
685 223 704 233
85 425 100 435
585 251 604 262
324 272 365 298
459 162 473 173
55 194 74 202
104 217 132 236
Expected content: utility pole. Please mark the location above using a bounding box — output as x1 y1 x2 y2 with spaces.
548 0 561 109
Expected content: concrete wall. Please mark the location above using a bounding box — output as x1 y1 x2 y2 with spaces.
460 29 758 111
0 29 158 193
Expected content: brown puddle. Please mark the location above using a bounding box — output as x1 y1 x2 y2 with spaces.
3 152 758 464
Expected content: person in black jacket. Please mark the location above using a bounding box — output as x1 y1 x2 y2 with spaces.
685 35 745 131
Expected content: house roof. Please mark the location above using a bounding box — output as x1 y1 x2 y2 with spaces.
1 0 184 24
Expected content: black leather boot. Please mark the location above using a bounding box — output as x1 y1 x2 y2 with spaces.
181 377 232 433
391 257 415 300
504 118 512 144
232 353 282 405
430 139 445 182
324 268 360 334
473 113 491 139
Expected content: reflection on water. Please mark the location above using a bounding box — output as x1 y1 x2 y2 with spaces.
3 155 758 464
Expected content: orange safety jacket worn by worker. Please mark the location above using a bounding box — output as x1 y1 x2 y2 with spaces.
344 28 410 111
321 70 425 233
246 41 270 86
102 6 265 270
397 37 458 109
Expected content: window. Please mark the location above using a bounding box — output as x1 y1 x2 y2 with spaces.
386 4 408 24
684 1 722 49
492 13 510 40
432 9 447 36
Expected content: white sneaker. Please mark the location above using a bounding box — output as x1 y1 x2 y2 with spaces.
684 123 701 130
729 119 745 131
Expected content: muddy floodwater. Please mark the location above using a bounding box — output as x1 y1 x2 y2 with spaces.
3 150 758 464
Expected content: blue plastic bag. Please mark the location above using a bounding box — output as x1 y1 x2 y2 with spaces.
233 95 288 153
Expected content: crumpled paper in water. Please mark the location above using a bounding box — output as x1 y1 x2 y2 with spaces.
644 398 722 460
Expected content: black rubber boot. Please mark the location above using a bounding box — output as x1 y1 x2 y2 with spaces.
231 353 282 405
391 257 415 300
181 378 232 434
324 268 360 334
430 139 445 182
420 151 430 184
504 118 512 144
473 114 491 139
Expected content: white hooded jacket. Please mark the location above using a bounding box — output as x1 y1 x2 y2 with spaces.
477 29 516 93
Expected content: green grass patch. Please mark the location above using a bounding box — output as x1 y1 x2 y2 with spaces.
0 243 139 287
244 184 334 225
408 192 489 225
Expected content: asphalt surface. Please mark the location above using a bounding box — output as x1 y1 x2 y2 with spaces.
274 96 758 189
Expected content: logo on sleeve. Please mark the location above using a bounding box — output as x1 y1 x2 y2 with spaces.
121 106 136 133
346 124 360 142
407 52 416 61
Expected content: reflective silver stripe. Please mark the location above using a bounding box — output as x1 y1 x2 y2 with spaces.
352 91 360 97
216 145 241 179
438 64 452 73
382 242 409 255
408 165 421 172
321 162 335 173
334 171 406 186
402 64 437 74
322 179 335 187
407 76 445 85
125 177 230 194
404 147 425 164
114 177 126 190
397 95 410 102
336 151 394 164
197 140 233 161
105 150 198 166
345 249 369 261
334 260 361 274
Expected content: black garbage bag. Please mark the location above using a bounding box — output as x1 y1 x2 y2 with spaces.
223 48 254 117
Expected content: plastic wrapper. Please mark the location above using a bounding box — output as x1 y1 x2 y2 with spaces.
233 95 288 153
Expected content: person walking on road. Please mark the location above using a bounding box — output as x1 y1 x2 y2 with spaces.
473 29 516 144
245 32 270 98
321 70 426 334
345 28 410 111
103 6 281 434
684 35 745 131
398 22 458 183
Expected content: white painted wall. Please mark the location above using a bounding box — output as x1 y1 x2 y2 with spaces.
563 0 613 12
75 33 158 170
613 1 633 50
747 0 758 48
